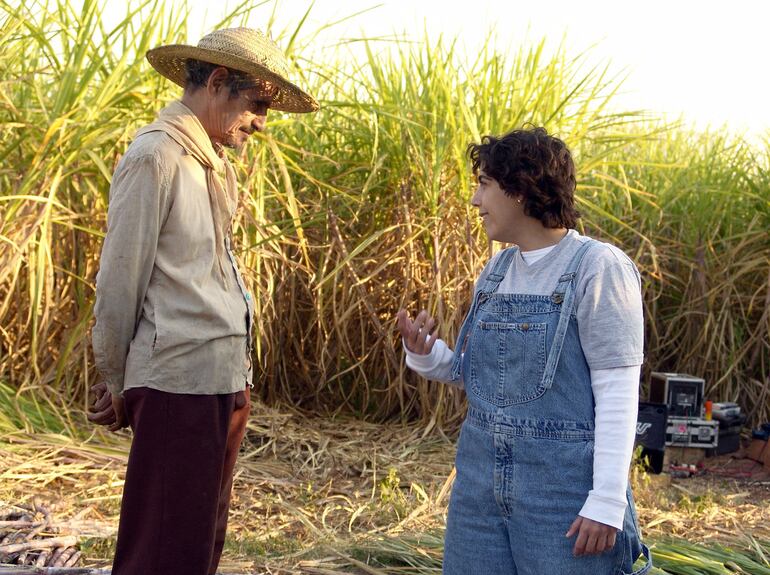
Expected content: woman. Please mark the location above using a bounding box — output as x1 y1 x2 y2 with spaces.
397 127 651 574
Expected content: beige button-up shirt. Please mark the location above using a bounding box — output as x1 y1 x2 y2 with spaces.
92 124 254 396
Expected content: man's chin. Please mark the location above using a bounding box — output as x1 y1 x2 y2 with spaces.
223 136 247 151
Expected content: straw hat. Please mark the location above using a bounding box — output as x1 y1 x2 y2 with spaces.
146 27 319 113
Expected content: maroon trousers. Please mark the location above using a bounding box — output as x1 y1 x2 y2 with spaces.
112 386 250 575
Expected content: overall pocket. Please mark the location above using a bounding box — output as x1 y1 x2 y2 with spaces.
469 320 547 406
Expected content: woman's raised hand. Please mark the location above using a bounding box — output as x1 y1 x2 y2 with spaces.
396 309 438 355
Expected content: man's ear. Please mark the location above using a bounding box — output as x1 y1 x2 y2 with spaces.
206 67 229 95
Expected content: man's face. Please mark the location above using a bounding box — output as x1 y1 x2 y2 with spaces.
208 77 278 150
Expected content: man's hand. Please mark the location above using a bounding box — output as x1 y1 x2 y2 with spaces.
108 394 128 432
397 309 438 355
566 516 617 556
87 381 128 432
87 382 115 425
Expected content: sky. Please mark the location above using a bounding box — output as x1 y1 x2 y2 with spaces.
126 0 770 141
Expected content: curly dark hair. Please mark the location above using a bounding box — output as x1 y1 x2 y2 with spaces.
184 59 254 98
467 127 580 229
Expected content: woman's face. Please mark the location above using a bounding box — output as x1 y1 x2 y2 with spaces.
471 169 525 243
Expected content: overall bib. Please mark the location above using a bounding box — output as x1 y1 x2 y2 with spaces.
443 242 652 575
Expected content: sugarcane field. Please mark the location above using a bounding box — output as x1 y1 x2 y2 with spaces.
2 1 770 574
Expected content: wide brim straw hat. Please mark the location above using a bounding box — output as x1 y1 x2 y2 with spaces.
146 27 319 113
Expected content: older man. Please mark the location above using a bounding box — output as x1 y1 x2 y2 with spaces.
88 28 317 575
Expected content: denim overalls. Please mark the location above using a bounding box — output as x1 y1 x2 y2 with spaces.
443 242 652 575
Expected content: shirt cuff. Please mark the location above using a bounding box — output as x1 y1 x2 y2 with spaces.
403 338 445 371
579 491 628 530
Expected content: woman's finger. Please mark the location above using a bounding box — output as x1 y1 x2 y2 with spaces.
573 526 588 556
583 530 599 555
598 532 611 554
396 310 410 339
415 313 436 352
565 516 581 539
425 328 439 353
397 310 419 349
410 310 427 345
416 316 436 353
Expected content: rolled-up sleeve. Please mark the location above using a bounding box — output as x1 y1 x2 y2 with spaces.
92 152 169 395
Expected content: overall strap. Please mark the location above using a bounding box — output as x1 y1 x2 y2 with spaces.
540 239 597 390
450 247 518 380
477 247 518 294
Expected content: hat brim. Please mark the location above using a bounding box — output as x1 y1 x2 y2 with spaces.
146 44 319 113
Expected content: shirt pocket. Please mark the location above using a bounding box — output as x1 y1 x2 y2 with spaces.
469 320 548 406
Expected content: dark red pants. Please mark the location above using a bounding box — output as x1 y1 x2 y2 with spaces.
112 386 250 575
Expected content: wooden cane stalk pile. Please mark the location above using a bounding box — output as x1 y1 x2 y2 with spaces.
0 504 80 569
